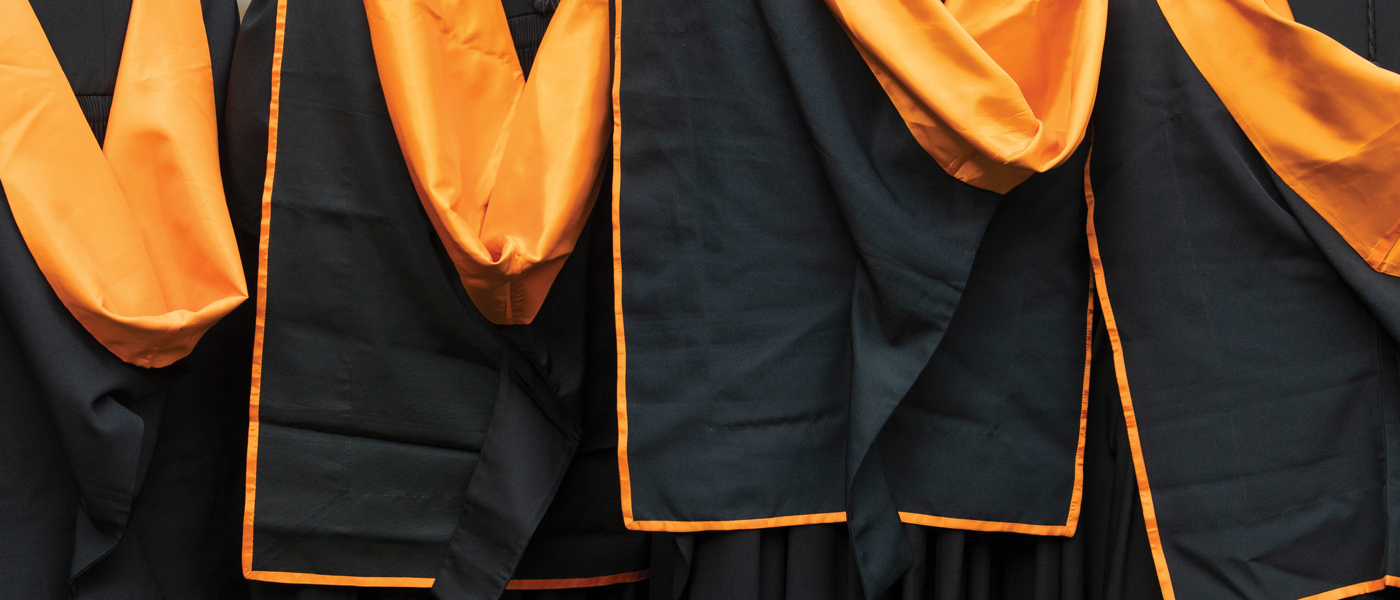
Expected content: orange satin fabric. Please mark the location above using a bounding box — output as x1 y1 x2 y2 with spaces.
0 0 246 368
364 0 612 325
823 0 1105 194
1159 0 1400 276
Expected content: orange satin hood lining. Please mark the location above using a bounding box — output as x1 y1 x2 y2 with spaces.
0 0 247 368
823 0 1106 194
1159 0 1400 276
363 0 612 325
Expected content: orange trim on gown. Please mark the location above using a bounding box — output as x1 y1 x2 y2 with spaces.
1083 152 1177 600
243 0 624 588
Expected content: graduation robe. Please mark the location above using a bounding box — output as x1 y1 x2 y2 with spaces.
233 0 648 596
237 0 1400 598
1088 0 1400 597
611 0 1105 595
237 0 1129 597
0 0 251 597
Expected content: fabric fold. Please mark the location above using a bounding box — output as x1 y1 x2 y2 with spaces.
363 0 612 325
0 0 247 368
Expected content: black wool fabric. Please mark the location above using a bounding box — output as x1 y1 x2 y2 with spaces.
0 0 250 598
238 0 646 597
508 185 652 585
239 0 503 579
615 0 992 594
1085 0 1400 597
649 322 1165 600
251 577 649 600
611 0 1112 595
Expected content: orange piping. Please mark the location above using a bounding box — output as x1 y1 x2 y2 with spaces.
505 569 651 590
0 0 247 368
247 568 651 591
607 0 845 532
1299 576 1400 600
241 0 640 587
245 571 433 588
897 514 1068 536
626 512 848 533
1155 0 1400 276
611 0 634 529
895 280 1095 537
1065 280 1095 537
1084 153 1176 600
241 0 287 579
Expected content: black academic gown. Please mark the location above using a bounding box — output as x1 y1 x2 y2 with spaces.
1086 0 1400 598
608 0 1142 597
650 1 1400 599
234 0 649 598
0 0 250 598
227 0 1400 599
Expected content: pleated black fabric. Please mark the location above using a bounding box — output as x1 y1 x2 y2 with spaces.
0 1 250 599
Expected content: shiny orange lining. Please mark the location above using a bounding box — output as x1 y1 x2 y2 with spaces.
0 0 246 367
1084 154 1176 600
505 569 651 590
364 0 612 325
1158 0 1400 276
897 282 1095 537
822 0 1105 193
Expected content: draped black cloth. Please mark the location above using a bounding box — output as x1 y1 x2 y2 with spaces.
0 0 250 598
234 0 646 597
1083 0 1400 597
11 0 1400 599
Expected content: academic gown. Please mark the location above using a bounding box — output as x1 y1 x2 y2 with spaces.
233 0 1400 599
554 1 1400 598
1086 0 1400 598
619 0 1400 599
233 0 649 597
607 0 1114 597
640 329 1166 600
0 0 251 598
235 0 1148 598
